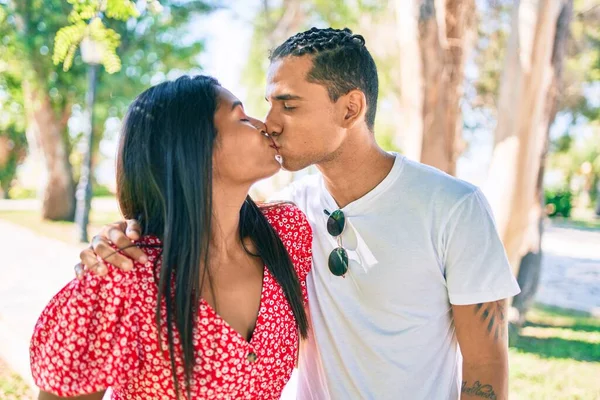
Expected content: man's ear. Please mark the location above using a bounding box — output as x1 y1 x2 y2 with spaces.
340 89 367 129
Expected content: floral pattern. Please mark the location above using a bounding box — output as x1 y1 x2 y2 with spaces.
30 203 312 399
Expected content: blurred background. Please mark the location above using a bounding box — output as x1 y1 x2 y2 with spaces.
0 0 598 399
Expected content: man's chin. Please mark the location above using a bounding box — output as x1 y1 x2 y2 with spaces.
278 156 307 172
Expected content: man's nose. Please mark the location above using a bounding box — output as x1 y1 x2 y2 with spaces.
264 109 282 137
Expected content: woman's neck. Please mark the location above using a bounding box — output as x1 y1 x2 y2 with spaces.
209 183 250 261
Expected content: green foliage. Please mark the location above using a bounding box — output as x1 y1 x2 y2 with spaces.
550 133 573 153
92 183 114 197
468 0 599 136
2 0 211 161
549 129 600 203
471 0 512 111
54 0 140 73
53 21 87 71
241 0 394 142
2 0 89 118
90 1 211 123
544 189 573 217
561 0 600 121
0 6 28 196
104 0 139 20
0 124 28 197
0 0 212 211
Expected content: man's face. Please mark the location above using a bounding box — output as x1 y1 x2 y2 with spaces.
265 56 347 171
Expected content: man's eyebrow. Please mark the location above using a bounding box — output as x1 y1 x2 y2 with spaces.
265 94 304 102
231 100 243 110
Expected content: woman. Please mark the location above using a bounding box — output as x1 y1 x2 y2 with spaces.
30 75 312 400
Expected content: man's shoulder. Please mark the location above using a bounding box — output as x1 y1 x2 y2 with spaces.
401 158 478 207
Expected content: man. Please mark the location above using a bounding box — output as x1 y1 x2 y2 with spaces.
80 27 520 399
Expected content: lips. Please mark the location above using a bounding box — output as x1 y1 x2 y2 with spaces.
267 135 280 151
259 129 280 151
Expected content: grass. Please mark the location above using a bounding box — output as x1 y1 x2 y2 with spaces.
552 216 600 231
2 304 596 399
0 208 122 246
551 207 600 231
1 208 599 398
509 305 600 399
0 359 35 400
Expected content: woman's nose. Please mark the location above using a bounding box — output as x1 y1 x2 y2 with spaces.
247 116 267 133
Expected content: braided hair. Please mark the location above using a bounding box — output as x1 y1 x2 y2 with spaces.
270 27 379 131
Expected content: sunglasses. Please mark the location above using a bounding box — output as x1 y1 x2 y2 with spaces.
324 209 349 277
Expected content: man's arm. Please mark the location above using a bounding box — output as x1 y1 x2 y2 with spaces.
453 299 509 400
39 390 105 400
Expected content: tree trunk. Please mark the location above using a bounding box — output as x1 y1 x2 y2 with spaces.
395 0 475 175
419 0 451 173
512 0 574 319
512 161 545 322
394 0 425 160
441 0 475 175
1 180 10 199
0 136 10 198
596 185 600 216
484 0 572 279
264 0 305 49
23 82 75 221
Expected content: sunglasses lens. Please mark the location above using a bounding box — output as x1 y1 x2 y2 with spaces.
328 247 349 276
327 210 345 237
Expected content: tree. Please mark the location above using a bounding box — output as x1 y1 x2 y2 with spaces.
0 21 28 199
54 0 158 241
0 125 28 198
483 0 574 320
0 0 211 221
1 0 84 220
243 0 477 177
241 0 307 118
392 0 476 175
548 131 600 213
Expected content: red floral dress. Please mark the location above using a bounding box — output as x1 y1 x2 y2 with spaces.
30 204 312 399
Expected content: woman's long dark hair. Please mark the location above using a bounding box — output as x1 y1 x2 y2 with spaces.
116 75 308 398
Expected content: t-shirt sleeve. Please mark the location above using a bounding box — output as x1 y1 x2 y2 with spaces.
30 263 141 396
442 188 521 305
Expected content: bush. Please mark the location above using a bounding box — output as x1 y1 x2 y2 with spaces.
92 184 114 197
544 189 573 217
8 186 37 200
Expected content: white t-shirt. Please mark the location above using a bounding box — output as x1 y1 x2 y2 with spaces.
277 154 521 400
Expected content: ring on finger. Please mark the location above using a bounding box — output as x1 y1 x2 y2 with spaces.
74 262 85 279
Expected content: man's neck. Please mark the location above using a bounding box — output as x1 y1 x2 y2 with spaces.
317 132 396 209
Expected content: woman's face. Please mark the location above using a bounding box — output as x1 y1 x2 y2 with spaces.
212 87 281 187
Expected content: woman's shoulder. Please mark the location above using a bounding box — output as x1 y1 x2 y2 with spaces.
259 202 313 282
259 201 310 232
134 235 163 263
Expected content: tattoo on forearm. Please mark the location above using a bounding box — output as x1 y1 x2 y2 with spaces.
474 301 506 341
462 380 497 400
